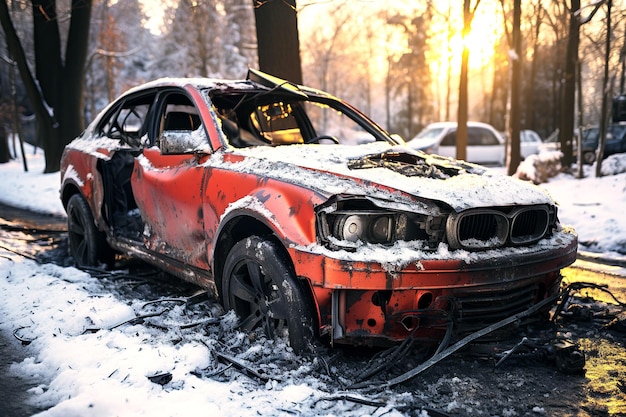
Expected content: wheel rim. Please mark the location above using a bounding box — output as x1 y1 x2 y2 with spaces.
228 258 289 339
583 152 595 164
68 204 89 265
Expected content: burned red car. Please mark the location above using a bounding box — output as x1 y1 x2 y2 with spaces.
60 70 577 352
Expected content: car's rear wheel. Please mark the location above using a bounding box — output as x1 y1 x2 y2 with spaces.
221 236 317 353
67 194 114 268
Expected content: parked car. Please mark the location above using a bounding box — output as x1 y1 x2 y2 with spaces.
499 129 543 159
580 123 626 164
520 129 543 159
60 70 577 352
406 121 505 165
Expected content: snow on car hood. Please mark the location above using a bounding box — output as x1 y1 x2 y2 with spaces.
214 143 554 211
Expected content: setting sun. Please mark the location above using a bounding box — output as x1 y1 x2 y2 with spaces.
440 3 504 76
449 25 500 71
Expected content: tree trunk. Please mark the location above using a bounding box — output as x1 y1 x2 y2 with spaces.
253 0 302 84
457 0 478 162
62 2 92 135
507 0 522 176
526 4 543 130
559 0 580 167
36 0 93 173
595 0 612 178
0 121 9 164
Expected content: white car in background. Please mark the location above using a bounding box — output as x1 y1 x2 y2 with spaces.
407 121 505 166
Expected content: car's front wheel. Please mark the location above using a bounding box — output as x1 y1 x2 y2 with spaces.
582 150 596 165
67 194 114 268
221 236 317 353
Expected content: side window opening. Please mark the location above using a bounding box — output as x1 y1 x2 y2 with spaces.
441 131 456 146
467 129 481 146
210 91 382 148
100 94 155 147
164 111 200 131
468 128 498 146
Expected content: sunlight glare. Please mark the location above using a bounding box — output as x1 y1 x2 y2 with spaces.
447 13 501 72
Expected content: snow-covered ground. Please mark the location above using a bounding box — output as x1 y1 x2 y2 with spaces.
1 144 626 416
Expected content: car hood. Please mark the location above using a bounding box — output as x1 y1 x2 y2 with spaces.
213 143 554 212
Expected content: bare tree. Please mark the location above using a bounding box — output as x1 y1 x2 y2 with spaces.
457 0 481 162
0 0 92 173
594 0 612 178
524 0 545 131
498 0 522 175
387 13 434 138
559 0 581 167
302 4 350 94
556 0 607 170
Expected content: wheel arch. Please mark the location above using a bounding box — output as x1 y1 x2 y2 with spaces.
60 155 108 231
213 213 279 297
212 213 320 331
60 178 107 233
61 182 82 211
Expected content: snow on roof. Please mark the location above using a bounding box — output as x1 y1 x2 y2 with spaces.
119 77 253 95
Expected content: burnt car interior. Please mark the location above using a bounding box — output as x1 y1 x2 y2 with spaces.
210 86 383 147
213 96 321 147
97 93 156 238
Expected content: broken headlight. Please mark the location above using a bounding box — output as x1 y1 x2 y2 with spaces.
316 197 445 250
331 211 408 244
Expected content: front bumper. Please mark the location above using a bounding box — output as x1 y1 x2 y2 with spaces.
293 228 578 345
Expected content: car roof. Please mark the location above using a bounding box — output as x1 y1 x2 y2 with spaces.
115 72 336 103
423 121 498 130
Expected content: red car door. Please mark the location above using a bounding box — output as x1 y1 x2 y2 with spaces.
131 91 212 270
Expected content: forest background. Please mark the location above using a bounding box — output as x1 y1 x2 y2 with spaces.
0 0 625 175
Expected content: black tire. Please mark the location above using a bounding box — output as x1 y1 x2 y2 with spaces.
221 236 317 353
67 194 114 268
582 150 596 165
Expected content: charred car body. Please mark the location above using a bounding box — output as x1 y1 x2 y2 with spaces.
60 70 577 352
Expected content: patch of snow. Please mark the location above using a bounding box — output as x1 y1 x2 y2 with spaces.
65 137 122 160
221 195 277 226
295 230 576 273
60 164 84 188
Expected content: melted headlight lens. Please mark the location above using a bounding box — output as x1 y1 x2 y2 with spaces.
332 212 397 244
336 215 365 242
371 216 392 242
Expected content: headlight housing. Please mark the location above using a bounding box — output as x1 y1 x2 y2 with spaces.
332 211 406 244
316 196 445 250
